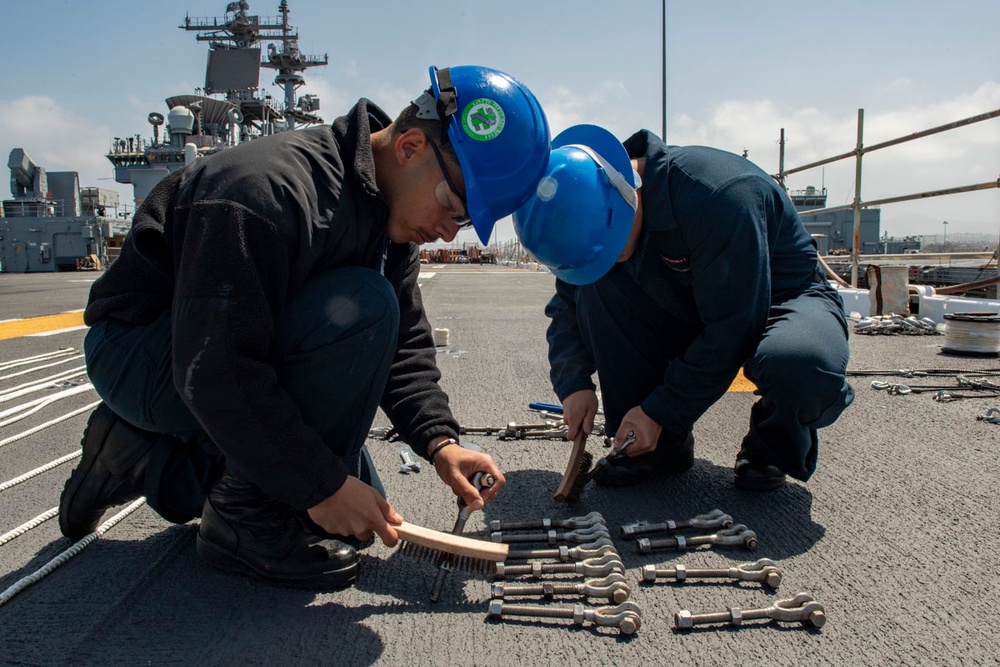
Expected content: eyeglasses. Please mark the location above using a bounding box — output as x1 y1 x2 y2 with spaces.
423 131 472 228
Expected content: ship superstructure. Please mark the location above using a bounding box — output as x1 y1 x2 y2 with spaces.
107 0 328 208
0 148 128 273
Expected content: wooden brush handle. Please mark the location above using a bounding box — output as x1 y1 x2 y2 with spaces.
554 430 589 502
394 521 509 562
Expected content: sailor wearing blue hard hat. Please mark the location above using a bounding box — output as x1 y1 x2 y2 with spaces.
514 124 854 492
61 65 550 591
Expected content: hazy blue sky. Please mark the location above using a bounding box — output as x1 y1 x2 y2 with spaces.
2 0 997 244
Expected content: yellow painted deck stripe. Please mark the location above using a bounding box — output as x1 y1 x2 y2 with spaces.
729 370 756 392
0 311 758 392
0 312 86 341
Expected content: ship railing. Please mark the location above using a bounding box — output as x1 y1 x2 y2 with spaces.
773 107 1000 287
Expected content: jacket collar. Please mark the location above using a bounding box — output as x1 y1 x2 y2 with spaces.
332 99 392 200
623 129 676 233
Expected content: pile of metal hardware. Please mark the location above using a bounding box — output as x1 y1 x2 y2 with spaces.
485 512 641 635
626 510 826 630
853 315 940 335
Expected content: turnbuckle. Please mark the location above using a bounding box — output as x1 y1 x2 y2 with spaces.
489 511 606 533
494 553 624 579
637 524 757 553
506 539 616 562
491 573 631 604
492 524 611 545
675 592 826 630
498 421 568 441
488 601 642 635
621 509 734 538
642 558 782 588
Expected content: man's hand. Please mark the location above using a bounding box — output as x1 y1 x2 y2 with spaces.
617 405 662 456
562 389 599 440
307 476 404 547
431 440 506 510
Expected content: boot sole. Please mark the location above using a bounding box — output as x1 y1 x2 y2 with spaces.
196 535 359 590
58 405 118 540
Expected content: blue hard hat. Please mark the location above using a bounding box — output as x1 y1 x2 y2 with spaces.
513 124 638 285
424 66 550 244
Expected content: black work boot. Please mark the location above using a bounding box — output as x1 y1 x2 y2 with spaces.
59 403 157 540
593 430 695 487
197 473 359 590
734 435 787 491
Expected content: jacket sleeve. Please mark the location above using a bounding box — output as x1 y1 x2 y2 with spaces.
544 278 597 401
380 243 459 458
640 175 773 434
169 199 349 511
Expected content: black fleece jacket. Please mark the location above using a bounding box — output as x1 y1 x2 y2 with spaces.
85 100 460 510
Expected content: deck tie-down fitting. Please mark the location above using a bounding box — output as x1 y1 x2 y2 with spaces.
489 511 605 533
488 601 642 635
621 509 733 538
977 407 1000 424
637 524 757 553
397 444 422 474
492 524 611 545
506 539 616 562
494 553 624 579
675 592 826 630
642 558 782 588
491 573 631 603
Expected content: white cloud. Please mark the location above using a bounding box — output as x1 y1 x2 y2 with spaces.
539 81 1000 237
0 96 118 198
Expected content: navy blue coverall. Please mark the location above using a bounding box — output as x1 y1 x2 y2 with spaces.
545 130 854 481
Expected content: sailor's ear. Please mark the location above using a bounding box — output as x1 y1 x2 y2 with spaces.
393 129 427 164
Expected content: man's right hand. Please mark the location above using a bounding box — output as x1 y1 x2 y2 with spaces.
306 476 403 547
562 389 599 440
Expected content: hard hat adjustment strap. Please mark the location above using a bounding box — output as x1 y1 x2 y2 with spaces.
414 68 458 146
566 144 638 212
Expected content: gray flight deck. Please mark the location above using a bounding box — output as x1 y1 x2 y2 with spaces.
1 266 997 666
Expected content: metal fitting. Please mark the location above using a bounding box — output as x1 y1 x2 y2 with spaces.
637 524 757 553
488 601 641 635
494 553 624 580
641 558 782 588
621 509 734 538
674 592 826 630
491 573 631 603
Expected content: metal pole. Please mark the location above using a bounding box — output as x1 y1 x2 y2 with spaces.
850 109 864 287
778 128 786 188
661 0 667 141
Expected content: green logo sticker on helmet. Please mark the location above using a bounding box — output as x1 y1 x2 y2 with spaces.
461 99 505 141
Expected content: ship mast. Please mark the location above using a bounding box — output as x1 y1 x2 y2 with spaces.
180 0 327 129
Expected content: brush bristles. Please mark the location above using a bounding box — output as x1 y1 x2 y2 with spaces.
560 450 595 504
398 540 494 576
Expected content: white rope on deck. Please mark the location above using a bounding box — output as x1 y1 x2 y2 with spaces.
0 383 94 428
0 400 101 450
0 348 77 373
0 451 81 494
0 366 88 403
0 497 146 608
0 507 59 547
0 354 85 383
